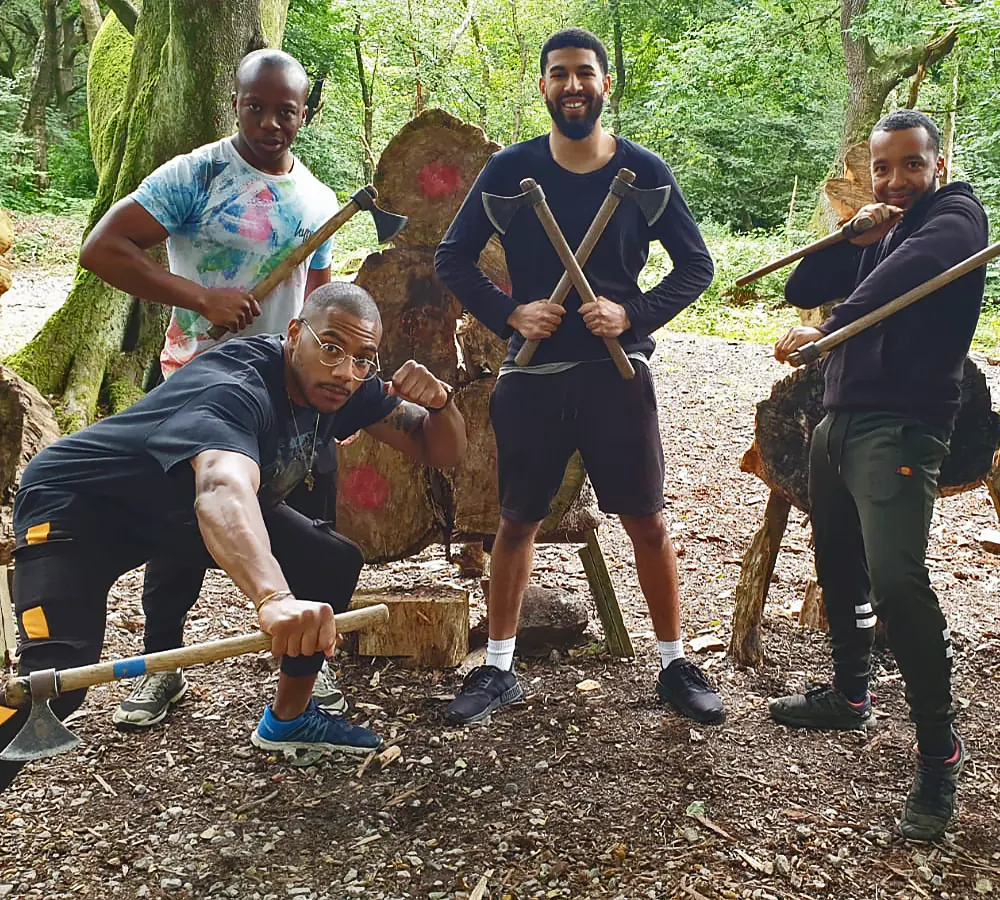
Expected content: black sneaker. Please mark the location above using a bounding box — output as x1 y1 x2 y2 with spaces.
769 683 873 730
900 732 965 842
657 659 725 724
445 665 523 725
113 669 188 729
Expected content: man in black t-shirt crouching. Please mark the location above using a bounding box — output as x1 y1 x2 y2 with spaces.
0 282 466 793
435 28 724 727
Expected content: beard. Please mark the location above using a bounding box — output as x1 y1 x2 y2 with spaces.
546 93 604 140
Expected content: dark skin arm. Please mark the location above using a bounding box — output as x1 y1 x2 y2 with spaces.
79 198 263 332
364 360 467 467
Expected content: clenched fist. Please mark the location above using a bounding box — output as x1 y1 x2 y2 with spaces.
258 594 338 659
508 300 566 340
387 360 451 410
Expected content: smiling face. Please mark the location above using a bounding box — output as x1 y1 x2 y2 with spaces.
286 308 383 414
540 46 610 141
869 126 944 211
231 63 309 175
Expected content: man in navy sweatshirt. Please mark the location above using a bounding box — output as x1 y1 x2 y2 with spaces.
770 110 988 841
435 27 723 727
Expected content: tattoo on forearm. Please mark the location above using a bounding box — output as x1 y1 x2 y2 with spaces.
385 404 426 434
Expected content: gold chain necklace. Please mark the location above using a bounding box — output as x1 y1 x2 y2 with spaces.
287 395 321 491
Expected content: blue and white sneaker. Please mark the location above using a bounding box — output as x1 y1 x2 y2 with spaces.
251 700 382 766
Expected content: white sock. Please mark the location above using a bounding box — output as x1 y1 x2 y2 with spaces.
658 639 685 669
486 636 516 671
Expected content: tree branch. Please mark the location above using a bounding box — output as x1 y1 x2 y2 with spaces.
105 0 137 35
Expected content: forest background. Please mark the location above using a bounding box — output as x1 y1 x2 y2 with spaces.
2 0 999 355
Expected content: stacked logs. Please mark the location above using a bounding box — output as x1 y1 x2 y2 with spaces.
0 208 12 301
336 109 598 562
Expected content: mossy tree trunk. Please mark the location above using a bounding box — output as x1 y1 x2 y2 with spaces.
5 0 289 429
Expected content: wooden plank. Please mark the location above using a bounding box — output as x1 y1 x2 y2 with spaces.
350 586 469 668
578 528 634 659
0 565 17 670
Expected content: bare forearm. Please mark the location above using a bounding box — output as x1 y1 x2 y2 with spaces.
195 484 288 605
80 234 205 313
419 402 467 468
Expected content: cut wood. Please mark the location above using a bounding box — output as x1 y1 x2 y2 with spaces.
0 365 62 565
823 142 873 223
798 577 829 632
0 208 12 300
373 108 501 248
0 565 16 669
730 490 790 667
743 358 1000 511
336 429 439 563
578 528 634 659
350 586 469 668
978 528 1000 555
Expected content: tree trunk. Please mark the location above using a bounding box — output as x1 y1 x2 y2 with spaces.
609 0 625 135
78 0 104 44
5 0 289 429
353 11 377 183
508 0 528 143
56 3 83 114
17 0 58 190
469 17 491 133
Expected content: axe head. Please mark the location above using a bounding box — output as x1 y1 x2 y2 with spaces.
350 185 408 244
0 669 80 762
482 181 545 235
611 178 671 226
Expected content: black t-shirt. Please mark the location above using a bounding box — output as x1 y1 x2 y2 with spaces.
14 335 399 551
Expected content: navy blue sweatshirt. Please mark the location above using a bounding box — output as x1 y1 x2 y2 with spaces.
434 135 714 365
785 182 988 430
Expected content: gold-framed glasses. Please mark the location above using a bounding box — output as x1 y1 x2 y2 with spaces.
300 320 380 381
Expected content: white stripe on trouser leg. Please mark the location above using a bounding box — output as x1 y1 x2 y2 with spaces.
855 603 873 615
857 615 877 629
942 626 953 658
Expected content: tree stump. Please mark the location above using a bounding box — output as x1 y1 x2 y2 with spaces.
0 208 12 301
733 358 1000 665
373 108 500 248
0 366 62 565
823 142 873 223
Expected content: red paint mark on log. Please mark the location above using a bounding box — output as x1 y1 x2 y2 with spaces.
343 465 390 510
417 161 463 199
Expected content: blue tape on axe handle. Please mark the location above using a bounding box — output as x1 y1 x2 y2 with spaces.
113 657 147 679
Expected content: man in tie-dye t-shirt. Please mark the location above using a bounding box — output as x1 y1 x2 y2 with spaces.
81 48 336 377
79 49 355 733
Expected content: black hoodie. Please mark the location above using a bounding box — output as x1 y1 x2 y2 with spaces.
785 182 989 430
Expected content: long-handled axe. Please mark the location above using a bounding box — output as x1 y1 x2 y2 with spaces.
484 179 646 379
514 168 670 367
786 240 1000 366
735 213 877 287
207 185 407 339
0 603 389 762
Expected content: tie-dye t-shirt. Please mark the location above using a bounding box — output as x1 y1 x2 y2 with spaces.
131 137 337 377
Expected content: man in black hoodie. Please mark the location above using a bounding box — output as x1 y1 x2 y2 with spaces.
769 110 988 842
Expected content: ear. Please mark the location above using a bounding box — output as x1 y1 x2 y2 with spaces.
231 91 237 114
935 154 946 181
602 72 612 98
539 75 546 97
287 317 302 347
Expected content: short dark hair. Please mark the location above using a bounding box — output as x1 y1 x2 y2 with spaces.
302 281 381 326
540 28 608 76
235 49 310 99
872 110 941 155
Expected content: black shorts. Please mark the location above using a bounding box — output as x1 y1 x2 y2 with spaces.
490 361 665 522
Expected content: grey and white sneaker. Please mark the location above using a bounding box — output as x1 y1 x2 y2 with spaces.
113 669 188 729
312 660 348 715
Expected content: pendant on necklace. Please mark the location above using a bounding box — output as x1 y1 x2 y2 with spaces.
305 469 315 492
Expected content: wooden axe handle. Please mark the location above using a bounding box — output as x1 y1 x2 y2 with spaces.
43 604 389 697
788 239 1000 366
525 185 635 380
516 172 632 367
735 214 877 288
206 195 366 340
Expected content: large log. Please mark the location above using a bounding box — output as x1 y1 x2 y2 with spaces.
373 108 501 248
823 142 872 223
0 366 62 565
445 377 598 541
741 358 1000 511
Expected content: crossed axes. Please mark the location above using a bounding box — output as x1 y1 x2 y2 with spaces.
483 168 671 378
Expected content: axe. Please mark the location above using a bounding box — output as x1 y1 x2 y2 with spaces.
207 185 407 339
483 179 634 379
786 239 1000 366
515 168 670 366
735 213 877 287
0 603 389 762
